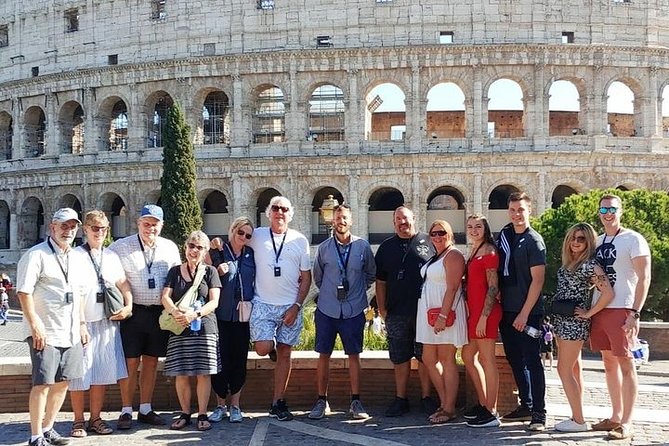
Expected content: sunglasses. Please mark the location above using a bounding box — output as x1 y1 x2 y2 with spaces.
571 236 587 243
89 226 108 233
187 242 206 251
271 205 290 213
599 206 618 215
429 230 448 237
237 229 252 240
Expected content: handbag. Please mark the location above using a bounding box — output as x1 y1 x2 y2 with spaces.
546 299 578 317
427 289 462 328
159 264 207 335
84 244 126 318
103 284 125 318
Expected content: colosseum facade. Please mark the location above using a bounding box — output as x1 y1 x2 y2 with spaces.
1 0 669 262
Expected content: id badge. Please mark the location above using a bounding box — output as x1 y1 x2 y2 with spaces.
148 277 156 289
274 266 281 277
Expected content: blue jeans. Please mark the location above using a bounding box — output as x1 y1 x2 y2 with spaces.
499 311 546 413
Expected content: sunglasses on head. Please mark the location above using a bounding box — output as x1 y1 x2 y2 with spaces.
429 230 447 237
271 205 290 213
187 242 206 251
599 206 618 215
237 229 252 240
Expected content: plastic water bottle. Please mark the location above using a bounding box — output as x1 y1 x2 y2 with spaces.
190 301 202 334
524 325 542 338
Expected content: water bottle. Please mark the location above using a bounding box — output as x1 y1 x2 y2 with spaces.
523 325 542 338
190 301 202 334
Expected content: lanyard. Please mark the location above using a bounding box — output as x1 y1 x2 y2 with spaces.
334 238 352 279
270 229 287 266
47 238 70 285
83 243 105 287
137 234 155 274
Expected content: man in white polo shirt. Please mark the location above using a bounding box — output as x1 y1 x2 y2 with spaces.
249 196 311 421
17 208 88 446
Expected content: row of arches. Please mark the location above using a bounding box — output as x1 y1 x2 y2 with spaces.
2 76 669 159
4 182 642 250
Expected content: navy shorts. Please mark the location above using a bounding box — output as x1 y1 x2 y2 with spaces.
385 313 422 364
314 308 365 355
120 304 169 358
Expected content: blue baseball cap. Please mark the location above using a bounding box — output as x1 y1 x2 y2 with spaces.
140 204 164 221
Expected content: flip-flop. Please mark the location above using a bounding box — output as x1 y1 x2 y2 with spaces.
71 420 87 438
197 413 212 431
170 413 192 430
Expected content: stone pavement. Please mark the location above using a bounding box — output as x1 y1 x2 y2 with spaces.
1 311 668 445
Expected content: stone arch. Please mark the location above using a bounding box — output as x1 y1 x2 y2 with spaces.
251 84 286 143
307 83 345 142
200 189 230 238
98 191 129 239
426 186 467 243
97 95 130 151
368 186 404 243
144 90 174 148
18 196 44 248
0 200 9 249
24 106 46 157
58 100 85 154
0 111 13 160
310 186 345 244
364 82 407 141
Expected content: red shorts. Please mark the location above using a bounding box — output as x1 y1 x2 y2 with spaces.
590 308 634 357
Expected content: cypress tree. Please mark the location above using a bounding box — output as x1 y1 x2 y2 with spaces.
160 103 202 253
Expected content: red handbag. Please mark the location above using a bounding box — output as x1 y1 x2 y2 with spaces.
427 308 456 327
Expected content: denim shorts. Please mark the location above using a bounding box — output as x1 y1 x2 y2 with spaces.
385 313 422 364
249 300 303 347
314 308 365 355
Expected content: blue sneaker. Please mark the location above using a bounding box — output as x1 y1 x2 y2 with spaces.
209 405 228 423
229 406 243 423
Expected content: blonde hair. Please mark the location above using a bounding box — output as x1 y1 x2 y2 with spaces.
228 216 254 241
561 223 597 271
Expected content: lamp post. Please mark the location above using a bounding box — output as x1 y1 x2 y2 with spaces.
319 194 339 237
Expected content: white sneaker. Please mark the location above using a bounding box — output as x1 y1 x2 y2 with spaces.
555 418 589 432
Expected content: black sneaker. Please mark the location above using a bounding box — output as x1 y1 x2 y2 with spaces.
528 411 546 432
269 399 294 421
42 429 70 445
420 396 439 415
467 407 501 428
384 396 410 417
502 405 532 421
463 403 485 420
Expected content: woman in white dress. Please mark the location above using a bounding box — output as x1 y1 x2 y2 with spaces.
416 220 468 424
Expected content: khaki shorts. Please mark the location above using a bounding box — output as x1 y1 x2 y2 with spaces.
589 308 634 357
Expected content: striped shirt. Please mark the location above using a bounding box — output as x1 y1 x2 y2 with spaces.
108 234 181 306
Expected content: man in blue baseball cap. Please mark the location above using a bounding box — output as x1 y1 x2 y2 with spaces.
108 204 180 429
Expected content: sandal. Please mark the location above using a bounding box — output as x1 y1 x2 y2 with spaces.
71 420 87 438
197 413 211 431
87 417 113 435
428 407 456 425
170 413 192 430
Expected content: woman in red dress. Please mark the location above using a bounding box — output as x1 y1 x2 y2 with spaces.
461 214 503 428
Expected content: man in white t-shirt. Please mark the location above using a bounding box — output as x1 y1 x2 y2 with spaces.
248 196 311 421
589 194 651 440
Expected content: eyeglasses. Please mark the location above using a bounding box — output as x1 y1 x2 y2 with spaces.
237 229 252 240
599 206 618 215
89 226 108 233
429 230 448 237
571 236 587 243
187 243 206 251
271 205 290 213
